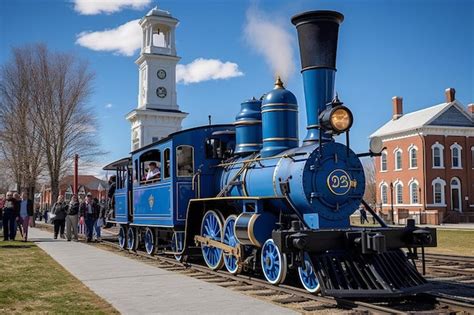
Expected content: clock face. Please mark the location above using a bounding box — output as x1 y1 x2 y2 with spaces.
157 69 166 80
156 86 167 98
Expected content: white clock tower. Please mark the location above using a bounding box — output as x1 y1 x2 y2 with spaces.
126 7 187 150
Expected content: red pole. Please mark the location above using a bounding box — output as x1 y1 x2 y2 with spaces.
74 154 79 194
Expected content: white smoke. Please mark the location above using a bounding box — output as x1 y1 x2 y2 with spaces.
244 6 295 82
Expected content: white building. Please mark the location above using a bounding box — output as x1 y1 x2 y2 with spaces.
126 7 188 151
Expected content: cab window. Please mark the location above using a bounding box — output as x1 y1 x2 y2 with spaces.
164 148 171 179
176 145 194 177
205 138 233 159
139 149 161 184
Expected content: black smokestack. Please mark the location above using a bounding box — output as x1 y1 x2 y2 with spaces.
291 10 344 70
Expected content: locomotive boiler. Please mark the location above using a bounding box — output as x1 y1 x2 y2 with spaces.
104 10 436 298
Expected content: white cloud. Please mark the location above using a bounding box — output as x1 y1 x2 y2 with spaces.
105 103 113 109
76 19 141 56
244 6 295 82
176 58 243 84
74 0 151 15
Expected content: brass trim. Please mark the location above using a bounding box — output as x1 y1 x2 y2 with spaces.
190 196 285 202
237 143 262 147
248 214 261 247
233 120 262 126
261 103 298 108
263 137 298 142
261 108 298 113
216 152 307 167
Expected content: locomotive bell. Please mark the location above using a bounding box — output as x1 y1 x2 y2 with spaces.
292 10 344 144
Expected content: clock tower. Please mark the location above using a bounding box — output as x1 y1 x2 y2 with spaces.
126 7 188 150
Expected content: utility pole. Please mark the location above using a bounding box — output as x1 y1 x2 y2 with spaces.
74 154 79 195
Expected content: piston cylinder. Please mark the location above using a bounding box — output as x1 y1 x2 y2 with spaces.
234 212 277 247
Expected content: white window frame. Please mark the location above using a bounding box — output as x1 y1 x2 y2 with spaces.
380 182 389 205
380 151 388 172
393 148 403 171
431 177 446 206
408 179 419 205
394 180 403 205
431 142 444 169
408 144 418 169
450 143 462 169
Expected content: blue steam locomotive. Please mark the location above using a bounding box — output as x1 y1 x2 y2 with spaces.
104 10 436 297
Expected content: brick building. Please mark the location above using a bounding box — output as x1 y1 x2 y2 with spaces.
370 89 474 224
39 175 107 209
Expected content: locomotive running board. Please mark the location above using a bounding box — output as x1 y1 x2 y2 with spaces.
312 249 433 298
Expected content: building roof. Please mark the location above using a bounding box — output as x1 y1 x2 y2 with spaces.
146 6 173 18
41 175 107 192
370 100 473 138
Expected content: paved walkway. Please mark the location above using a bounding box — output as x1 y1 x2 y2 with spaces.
29 228 296 315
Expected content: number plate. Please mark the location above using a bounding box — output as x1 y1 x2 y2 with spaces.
327 169 351 195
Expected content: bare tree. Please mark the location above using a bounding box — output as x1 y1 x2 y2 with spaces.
363 158 377 207
0 44 101 201
0 47 44 196
28 44 100 202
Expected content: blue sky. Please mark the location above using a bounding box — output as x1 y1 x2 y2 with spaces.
1 0 473 174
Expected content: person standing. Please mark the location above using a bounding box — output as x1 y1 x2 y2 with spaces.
19 191 34 241
80 193 100 242
51 195 67 239
65 194 80 241
2 192 19 241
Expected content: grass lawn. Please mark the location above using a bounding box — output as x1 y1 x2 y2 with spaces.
425 229 474 257
0 237 118 314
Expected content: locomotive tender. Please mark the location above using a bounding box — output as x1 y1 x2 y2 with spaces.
104 10 436 298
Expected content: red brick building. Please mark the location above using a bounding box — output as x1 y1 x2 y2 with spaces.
40 175 107 209
370 89 474 224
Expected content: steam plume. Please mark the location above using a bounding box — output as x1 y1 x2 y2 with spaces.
244 6 295 82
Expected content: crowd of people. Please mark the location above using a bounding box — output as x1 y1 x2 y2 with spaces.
1 176 116 243
49 193 106 242
0 191 34 241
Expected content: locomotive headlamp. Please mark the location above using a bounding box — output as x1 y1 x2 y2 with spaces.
319 105 353 134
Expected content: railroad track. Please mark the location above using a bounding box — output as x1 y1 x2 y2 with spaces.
417 253 474 284
34 224 474 314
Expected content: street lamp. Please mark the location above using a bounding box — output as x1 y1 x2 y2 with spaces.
390 182 395 225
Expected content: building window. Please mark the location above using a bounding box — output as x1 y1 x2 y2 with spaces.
432 177 446 205
471 147 474 168
409 181 419 204
380 151 387 171
381 183 388 204
450 143 462 168
395 182 403 204
394 149 402 170
409 146 418 168
450 178 462 212
432 142 444 168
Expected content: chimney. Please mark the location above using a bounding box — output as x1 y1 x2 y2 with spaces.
468 104 474 119
445 88 455 103
392 96 403 120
